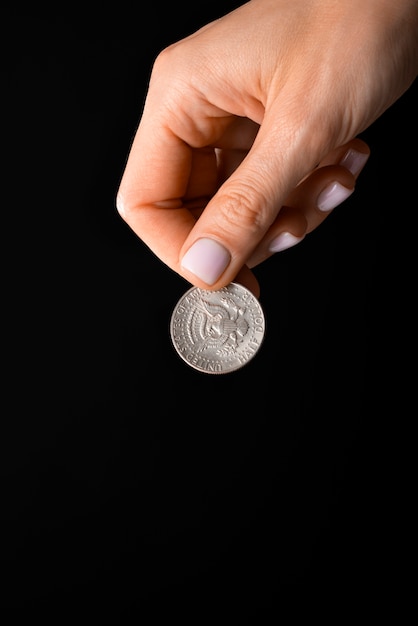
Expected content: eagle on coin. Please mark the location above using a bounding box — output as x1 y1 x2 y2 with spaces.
190 295 249 354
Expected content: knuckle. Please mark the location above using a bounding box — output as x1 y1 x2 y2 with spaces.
153 42 183 74
216 182 271 238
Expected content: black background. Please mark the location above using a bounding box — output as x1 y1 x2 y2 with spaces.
3 3 416 621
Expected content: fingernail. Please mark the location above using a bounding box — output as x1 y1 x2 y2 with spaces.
115 193 126 218
269 232 304 253
339 148 369 176
317 181 353 212
181 238 231 285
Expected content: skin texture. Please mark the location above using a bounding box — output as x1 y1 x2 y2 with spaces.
117 0 418 296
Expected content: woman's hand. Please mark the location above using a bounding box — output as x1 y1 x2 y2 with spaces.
117 0 418 294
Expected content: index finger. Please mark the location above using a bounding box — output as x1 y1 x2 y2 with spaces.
116 99 198 270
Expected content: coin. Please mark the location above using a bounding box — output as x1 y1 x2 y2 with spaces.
170 282 265 374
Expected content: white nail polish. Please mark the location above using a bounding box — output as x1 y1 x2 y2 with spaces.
181 238 231 285
339 149 369 176
269 232 304 253
317 182 353 212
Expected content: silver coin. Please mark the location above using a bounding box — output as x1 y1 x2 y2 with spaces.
170 282 265 374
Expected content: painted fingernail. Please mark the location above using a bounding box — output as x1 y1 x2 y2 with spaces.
317 181 353 212
181 238 231 285
269 232 304 253
339 148 369 176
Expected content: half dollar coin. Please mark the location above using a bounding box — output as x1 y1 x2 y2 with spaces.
170 282 266 374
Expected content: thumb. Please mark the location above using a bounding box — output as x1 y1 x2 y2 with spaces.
180 123 316 290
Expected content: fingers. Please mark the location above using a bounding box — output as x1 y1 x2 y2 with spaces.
246 138 370 268
179 135 370 284
116 103 198 270
117 122 369 292
116 78 261 279
116 0 416 293
178 114 320 289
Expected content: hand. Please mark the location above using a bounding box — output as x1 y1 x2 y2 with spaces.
116 0 418 295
